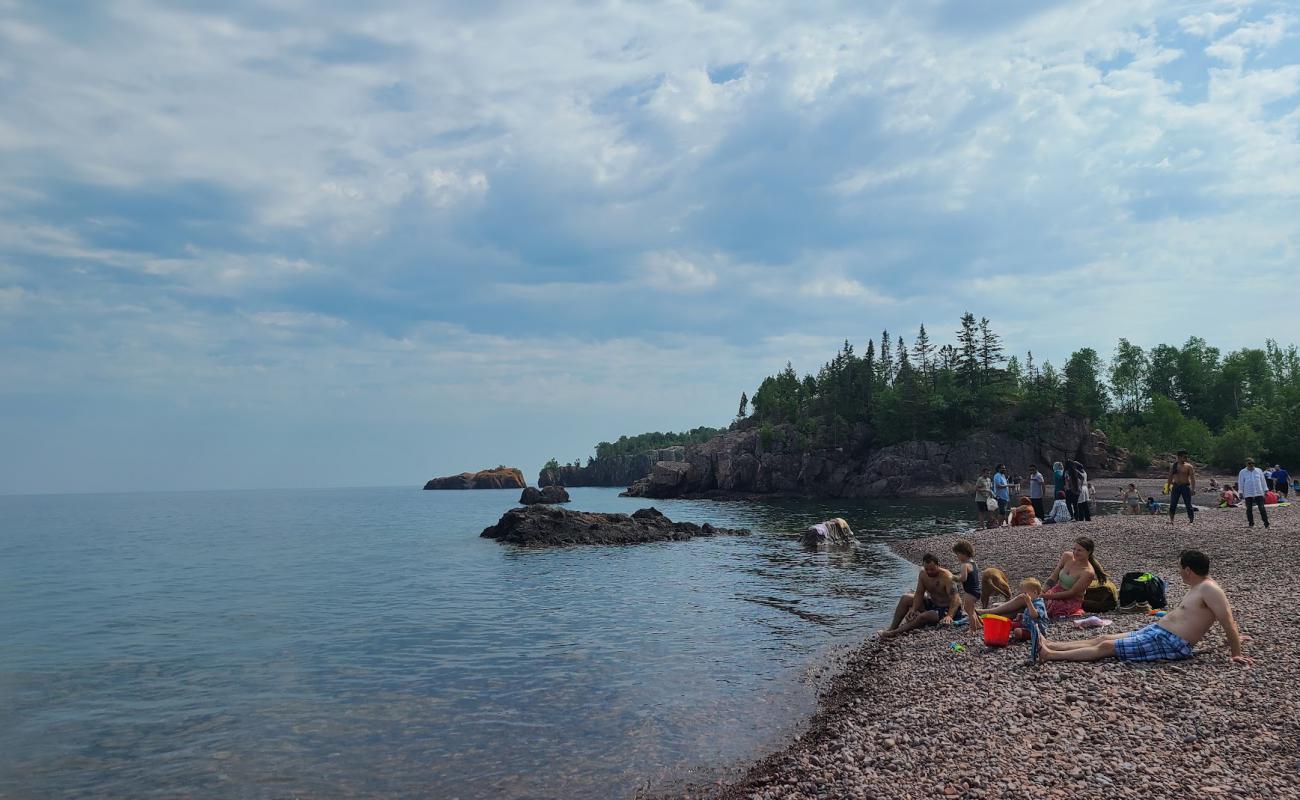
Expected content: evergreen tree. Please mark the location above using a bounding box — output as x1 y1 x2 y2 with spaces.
879 330 893 386
956 313 980 389
912 323 934 379
978 316 1004 379
737 391 749 420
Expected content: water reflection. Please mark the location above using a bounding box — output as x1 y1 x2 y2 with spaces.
0 487 976 800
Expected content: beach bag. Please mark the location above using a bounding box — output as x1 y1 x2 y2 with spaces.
1119 572 1168 609
985 496 998 512
1082 579 1119 613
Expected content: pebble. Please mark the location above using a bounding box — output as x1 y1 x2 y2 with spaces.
692 501 1299 800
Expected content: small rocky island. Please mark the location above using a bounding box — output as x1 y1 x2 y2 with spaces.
519 485 571 504
480 506 749 546
424 466 526 490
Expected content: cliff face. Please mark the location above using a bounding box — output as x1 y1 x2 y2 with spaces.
424 466 527 490
623 415 1126 499
538 447 687 487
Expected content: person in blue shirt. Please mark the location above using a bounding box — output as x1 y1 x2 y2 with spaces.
993 464 1010 522
1274 465 1291 498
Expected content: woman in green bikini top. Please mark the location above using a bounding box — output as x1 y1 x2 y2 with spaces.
1042 537 1105 617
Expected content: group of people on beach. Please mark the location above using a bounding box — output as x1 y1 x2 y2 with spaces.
973 459 1098 528
878 536 1252 667
976 451 1294 529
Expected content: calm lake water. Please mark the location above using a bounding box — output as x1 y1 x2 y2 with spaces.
0 487 976 799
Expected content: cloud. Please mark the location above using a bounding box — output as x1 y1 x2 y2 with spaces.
640 251 719 291
2 0 1300 491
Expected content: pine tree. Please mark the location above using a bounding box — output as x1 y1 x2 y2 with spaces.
737 391 749 420
879 330 893 386
912 323 934 381
956 312 979 389
978 316 1004 379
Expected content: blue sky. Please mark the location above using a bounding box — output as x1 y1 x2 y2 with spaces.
2 0 1299 493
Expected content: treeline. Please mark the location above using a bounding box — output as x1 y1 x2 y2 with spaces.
546 426 726 469
742 313 1300 469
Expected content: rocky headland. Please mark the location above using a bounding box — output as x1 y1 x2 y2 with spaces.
625 414 1126 499
519 485 571 505
423 466 526 490
538 447 688 488
480 505 749 547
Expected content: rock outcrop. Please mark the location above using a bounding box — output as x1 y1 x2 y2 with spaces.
804 518 857 547
519 485 571 505
538 447 687 488
623 414 1126 499
424 466 527 490
480 506 750 547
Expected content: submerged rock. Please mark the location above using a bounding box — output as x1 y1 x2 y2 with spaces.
424 466 526 490
519 485 571 505
480 505 750 547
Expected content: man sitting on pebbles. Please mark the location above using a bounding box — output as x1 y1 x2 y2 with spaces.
879 553 962 638
1034 550 1252 666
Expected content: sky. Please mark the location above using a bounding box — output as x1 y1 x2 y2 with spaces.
2 0 1299 494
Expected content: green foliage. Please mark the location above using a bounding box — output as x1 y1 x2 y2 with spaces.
1211 422 1261 469
591 315 1300 472
593 427 725 460
543 458 560 471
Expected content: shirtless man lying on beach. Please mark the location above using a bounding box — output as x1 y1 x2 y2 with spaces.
1036 549 1252 666
879 553 962 638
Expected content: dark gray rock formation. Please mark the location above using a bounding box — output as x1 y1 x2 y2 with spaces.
623 414 1126 499
538 447 686 488
480 506 750 546
424 466 526 490
519 485 571 505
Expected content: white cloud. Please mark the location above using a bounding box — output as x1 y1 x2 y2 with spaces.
640 251 718 291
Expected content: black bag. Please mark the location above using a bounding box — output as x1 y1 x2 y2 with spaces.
1119 571 1168 609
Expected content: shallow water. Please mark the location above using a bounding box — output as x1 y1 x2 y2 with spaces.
0 487 976 799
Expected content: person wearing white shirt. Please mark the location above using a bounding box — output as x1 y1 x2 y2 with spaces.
1238 457 1270 529
1075 480 1093 521
1043 491 1072 524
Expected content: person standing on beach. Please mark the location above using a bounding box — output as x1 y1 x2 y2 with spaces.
1035 550 1252 666
1169 450 1196 524
1064 459 1084 519
1052 461 1066 500
1238 457 1270 529
974 468 994 529
1075 479 1093 521
993 465 1010 523
1028 465 1045 519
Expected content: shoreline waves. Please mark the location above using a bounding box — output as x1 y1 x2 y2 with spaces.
687 506 1298 799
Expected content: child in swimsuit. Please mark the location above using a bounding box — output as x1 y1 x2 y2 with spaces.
952 539 982 632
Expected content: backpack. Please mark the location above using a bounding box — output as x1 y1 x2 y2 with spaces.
1119 572 1168 609
1082 578 1119 613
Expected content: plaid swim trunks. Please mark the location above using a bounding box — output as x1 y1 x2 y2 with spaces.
1113 623 1193 662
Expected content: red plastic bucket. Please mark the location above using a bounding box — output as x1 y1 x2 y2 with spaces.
982 614 1011 647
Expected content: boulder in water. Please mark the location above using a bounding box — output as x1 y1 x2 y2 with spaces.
480 505 749 547
803 517 857 547
519 485 571 505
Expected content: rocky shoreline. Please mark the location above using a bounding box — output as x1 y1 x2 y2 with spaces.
686 508 1296 799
